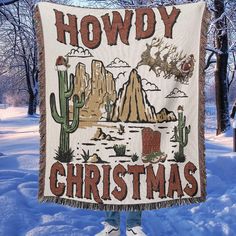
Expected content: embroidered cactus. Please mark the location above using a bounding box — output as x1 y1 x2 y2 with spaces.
50 56 85 161
105 98 113 121
113 144 126 156
172 105 190 162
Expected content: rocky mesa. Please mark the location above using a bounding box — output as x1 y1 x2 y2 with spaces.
70 60 117 121
156 108 177 123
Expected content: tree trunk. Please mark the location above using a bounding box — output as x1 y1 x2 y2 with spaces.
33 90 38 114
28 93 35 115
214 0 230 135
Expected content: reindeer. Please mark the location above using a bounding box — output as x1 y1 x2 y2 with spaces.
164 49 185 80
136 38 164 76
161 46 177 79
152 42 170 76
136 38 195 83
154 51 162 76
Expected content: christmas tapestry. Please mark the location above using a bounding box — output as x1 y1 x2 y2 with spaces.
36 1 209 211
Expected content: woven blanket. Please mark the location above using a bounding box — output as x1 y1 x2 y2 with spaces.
36 1 209 211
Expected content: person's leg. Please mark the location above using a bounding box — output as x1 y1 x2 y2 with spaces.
126 211 142 228
105 211 120 227
126 211 147 236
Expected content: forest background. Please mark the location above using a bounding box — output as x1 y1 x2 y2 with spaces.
0 0 235 133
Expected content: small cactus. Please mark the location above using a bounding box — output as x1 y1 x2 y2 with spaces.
131 153 139 162
172 106 190 162
55 147 74 163
113 144 126 156
105 98 113 121
81 149 90 162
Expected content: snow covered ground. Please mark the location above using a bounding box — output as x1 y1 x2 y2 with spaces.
0 106 236 236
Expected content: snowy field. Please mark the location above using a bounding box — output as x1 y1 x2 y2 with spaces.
0 105 236 236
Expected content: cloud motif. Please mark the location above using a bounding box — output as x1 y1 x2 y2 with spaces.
142 79 161 92
66 46 93 58
107 58 130 68
166 88 188 98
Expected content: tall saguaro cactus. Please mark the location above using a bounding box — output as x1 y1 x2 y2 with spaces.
50 56 85 162
172 105 191 162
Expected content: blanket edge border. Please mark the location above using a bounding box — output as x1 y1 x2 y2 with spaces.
36 3 210 211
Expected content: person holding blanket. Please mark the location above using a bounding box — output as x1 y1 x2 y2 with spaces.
230 101 236 120
230 101 236 152
96 211 146 236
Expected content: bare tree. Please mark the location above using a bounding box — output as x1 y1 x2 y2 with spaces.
0 1 39 114
213 0 229 134
207 0 235 134
0 0 71 115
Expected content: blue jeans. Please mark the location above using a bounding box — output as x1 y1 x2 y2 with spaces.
105 211 142 228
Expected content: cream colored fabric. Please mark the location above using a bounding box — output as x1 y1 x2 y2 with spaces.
37 1 208 210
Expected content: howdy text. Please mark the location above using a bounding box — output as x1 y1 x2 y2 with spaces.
54 7 181 49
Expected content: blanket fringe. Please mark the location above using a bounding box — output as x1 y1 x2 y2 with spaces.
39 196 206 211
35 6 47 200
198 4 211 202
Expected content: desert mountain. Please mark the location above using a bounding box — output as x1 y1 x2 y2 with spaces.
70 61 176 123
70 60 117 121
111 69 157 122
156 108 177 123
